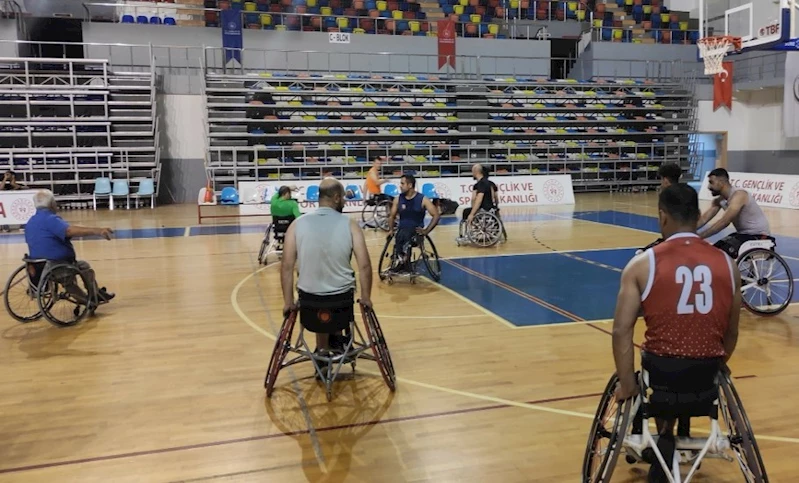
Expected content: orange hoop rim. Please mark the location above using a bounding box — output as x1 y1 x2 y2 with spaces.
698 35 742 52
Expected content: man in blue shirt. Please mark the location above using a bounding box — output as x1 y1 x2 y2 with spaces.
387 174 440 273
25 190 116 304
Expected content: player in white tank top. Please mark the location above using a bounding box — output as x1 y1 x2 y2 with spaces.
697 168 771 258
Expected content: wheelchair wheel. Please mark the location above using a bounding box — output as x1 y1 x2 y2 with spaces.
737 248 794 316
257 224 272 265
374 200 393 232
419 235 441 282
377 233 394 282
264 310 298 397
582 373 633 483
468 211 503 248
3 264 44 323
718 371 769 482
361 304 396 391
37 264 92 328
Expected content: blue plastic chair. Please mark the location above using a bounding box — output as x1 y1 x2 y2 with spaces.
133 178 155 209
220 187 240 205
136 15 149 24
421 183 439 199
345 185 364 201
164 17 176 25
121 14 135 23
306 185 319 202
92 177 112 210
150 16 162 24
383 184 399 197
111 180 130 210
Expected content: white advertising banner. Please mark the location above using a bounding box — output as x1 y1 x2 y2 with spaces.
0 190 37 224
698 171 799 210
238 175 575 216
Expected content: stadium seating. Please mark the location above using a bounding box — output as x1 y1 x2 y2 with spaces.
0 57 161 207
204 71 695 191
593 0 700 44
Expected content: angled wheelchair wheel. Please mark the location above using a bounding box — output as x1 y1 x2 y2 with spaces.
582 373 633 483
377 233 394 282
37 264 92 328
264 310 298 397
737 248 794 316
374 200 393 232
361 304 396 391
257 224 272 265
468 210 503 248
4 264 44 323
419 235 441 282
718 370 769 482
361 201 376 227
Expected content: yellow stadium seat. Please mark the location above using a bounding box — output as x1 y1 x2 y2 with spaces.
392 10 403 19
276 25 286 30
409 20 420 31
245 2 256 11
679 21 688 31
510 0 519 7
377 1 387 10
260 14 272 26
307 0 317 6
321 6 332 15
577 10 585 20
454 4 464 14
337 17 349 28
643 5 651 14
470 14 481 23
613 29 622 40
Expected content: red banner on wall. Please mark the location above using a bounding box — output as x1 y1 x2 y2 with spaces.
437 20 456 69
713 61 733 111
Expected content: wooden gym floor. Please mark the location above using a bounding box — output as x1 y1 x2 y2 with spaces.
0 192 797 482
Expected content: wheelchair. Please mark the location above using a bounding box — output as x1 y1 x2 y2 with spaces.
378 231 441 284
360 192 395 232
455 208 507 248
583 365 768 483
257 215 295 265
3 256 107 327
264 300 396 401
735 237 794 317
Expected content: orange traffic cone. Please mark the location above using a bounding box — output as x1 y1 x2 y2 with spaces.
204 181 213 203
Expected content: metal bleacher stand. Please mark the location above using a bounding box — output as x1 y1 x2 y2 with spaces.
0 56 161 209
201 47 698 193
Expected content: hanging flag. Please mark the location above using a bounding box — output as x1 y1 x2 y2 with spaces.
713 61 733 112
784 52 799 137
221 9 243 65
437 20 456 70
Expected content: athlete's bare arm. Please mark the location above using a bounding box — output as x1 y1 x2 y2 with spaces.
612 252 648 400
699 191 747 239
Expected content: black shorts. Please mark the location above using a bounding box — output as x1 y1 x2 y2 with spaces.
713 233 769 259
298 289 354 334
641 352 723 419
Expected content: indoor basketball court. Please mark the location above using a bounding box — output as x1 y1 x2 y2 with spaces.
0 191 797 482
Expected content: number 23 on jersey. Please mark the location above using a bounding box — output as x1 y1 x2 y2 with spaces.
675 265 714 315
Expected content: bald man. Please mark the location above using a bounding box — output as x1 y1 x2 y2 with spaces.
281 178 373 356
459 164 495 238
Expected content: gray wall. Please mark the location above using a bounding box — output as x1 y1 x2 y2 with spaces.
728 151 799 176
0 19 21 58
570 41 701 80
82 23 552 94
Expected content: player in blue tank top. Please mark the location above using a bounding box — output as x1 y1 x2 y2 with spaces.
387 174 440 273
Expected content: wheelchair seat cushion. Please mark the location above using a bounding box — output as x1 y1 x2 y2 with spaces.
298 289 354 334
642 351 723 419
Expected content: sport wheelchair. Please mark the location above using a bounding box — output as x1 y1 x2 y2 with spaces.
583 366 767 483
3 256 108 327
264 300 396 401
361 191 396 232
257 215 295 265
378 231 441 284
637 236 794 317
455 208 507 248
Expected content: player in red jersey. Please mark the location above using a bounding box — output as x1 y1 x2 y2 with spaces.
612 183 741 483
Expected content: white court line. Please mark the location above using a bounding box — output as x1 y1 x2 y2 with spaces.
445 245 641 261
184 227 191 237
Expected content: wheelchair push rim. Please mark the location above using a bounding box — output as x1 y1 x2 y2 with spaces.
718 371 769 482
582 373 632 483
378 233 394 282
419 235 441 282
360 303 396 391
4 264 44 323
37 265 92 327
468 212 503 248
737 248 794 316
264 310 298 397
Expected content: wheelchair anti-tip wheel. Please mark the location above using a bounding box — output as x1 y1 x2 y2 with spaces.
38 264 93 328
361 304 396 392
737 248 794 316
467 210 503 248
582 373 633 483
264 309 298 397
3 264 46 323
718 371 769 482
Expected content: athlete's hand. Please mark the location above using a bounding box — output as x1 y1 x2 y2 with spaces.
415 227 427 236
613 381 639 401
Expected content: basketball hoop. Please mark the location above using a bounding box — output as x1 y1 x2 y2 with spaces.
697 36 742 79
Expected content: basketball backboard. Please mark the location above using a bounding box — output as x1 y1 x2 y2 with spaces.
699 0 798 56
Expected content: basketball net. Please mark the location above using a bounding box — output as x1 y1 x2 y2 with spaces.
698 36 741 80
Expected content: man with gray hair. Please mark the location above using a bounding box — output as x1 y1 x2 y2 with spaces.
24 190 116 304
281 178 372 359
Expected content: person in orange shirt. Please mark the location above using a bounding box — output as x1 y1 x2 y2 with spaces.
364 157 387 199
